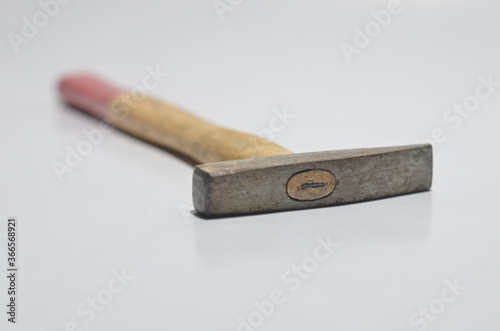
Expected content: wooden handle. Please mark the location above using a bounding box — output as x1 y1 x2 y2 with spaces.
59 74 292 164
108 95 293 163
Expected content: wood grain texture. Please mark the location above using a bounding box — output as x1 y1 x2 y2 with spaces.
106 95 292 164
286 170 337 201
193 144 433 217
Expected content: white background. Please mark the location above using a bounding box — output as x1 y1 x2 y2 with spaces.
1 0 500 330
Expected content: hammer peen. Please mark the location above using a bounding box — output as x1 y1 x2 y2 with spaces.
59 74 433 217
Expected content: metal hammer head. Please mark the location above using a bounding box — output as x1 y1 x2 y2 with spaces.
193 144 432 217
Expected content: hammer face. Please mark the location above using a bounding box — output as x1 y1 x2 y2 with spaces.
192 144 432 217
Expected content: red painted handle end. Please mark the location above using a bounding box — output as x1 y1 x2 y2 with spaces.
59 74 125 120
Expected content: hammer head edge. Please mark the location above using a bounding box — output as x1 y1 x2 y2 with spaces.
192 144 433 217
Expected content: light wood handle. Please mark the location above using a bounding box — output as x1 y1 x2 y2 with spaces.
108 95 292 163
59 74 292 164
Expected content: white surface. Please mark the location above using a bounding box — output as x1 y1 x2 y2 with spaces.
1 0 500 330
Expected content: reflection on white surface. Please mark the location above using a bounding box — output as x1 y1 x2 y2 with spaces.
193 193 432 266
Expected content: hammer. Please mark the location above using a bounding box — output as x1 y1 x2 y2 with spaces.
59 74 432 217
